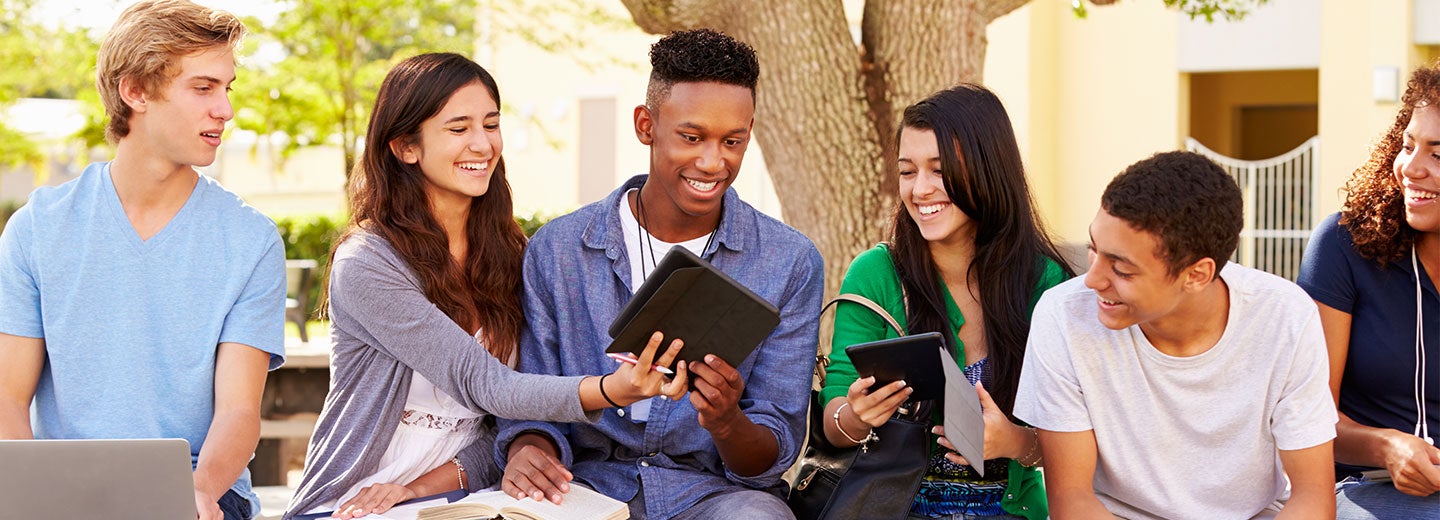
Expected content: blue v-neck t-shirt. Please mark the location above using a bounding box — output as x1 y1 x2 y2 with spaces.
0 161 287 512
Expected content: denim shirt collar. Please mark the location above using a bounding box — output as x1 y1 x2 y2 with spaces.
581 174 752 260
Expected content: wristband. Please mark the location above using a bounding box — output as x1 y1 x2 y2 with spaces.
598 373 624 408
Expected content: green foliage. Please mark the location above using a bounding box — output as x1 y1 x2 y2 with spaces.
1162 0 1269 21
71 89 109 150
516 212 555 237
272 211 553 319
0 122 45 173
1072 0 1268 21
0 199 21 232
232 0 480 178
0 0 103 172
274 214 345 319
231 0 636 183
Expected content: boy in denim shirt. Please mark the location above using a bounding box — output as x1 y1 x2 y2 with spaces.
495 29 823 520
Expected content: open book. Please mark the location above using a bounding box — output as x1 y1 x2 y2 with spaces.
416 486 626 520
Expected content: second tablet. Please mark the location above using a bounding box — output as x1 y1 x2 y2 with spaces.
844 332 947 402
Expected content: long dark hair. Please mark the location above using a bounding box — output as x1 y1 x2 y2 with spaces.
890 84 1073 417
1341 61 1440 265
333 52 526 360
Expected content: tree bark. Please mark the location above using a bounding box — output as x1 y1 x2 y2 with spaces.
618 0 1028 298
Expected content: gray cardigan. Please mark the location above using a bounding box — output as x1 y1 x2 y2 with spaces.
285 232 595 518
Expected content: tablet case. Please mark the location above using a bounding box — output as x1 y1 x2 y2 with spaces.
938 347 988 478
606 246 781 371
844 332 946 402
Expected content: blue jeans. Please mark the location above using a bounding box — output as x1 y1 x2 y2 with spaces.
627 483 793 520
217 489 253 520
909 514 1023 520
1336 477 1440 520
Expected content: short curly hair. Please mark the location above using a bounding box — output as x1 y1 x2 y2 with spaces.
1340 61 1440 266
645 28 759 109
1101 151 1243 279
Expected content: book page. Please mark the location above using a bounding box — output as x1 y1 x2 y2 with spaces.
502 486 626 520
415 490 512 520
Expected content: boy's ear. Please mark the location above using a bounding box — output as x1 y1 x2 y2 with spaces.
1181 257 1218 292
634 104 654 145
389 137 419 164
118 76 148 113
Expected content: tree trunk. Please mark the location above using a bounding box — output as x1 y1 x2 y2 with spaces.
619 0 1029 298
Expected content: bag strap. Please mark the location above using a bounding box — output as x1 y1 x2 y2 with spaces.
814 293 906 387
821 293 906 337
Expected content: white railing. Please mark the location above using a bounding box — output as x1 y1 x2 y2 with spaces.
1185 136 1320 281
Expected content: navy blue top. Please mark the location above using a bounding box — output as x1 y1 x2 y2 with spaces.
1298 212 1440 473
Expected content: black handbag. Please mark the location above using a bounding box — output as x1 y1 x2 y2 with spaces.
788 294 932 520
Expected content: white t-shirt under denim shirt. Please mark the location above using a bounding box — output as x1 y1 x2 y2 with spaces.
1013 263 1337 520
617 189 711 422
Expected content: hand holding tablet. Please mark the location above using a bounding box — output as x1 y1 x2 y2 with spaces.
844 332 946 402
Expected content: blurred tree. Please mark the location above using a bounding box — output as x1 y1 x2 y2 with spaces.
233 0 634 192
619 0 1265 295
0 0 99 176
232 0 480 189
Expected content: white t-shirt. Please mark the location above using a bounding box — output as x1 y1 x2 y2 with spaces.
1013 263 1337 520
616 189 711 421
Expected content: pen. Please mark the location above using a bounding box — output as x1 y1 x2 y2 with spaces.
606 352 676 375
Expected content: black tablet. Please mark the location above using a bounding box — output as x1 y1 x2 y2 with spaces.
606 246 780 371
844 332 946 402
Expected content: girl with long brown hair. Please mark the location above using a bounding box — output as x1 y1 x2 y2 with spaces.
286 53 685 519
819 84 1072 519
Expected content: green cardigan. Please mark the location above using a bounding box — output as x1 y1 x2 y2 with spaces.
820 244 1067 520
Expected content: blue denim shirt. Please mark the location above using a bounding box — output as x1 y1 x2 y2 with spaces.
496 175 824 520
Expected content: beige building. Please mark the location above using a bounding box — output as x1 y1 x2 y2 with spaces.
984 0 1438 277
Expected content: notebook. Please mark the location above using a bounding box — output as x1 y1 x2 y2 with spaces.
416 486 627 520
937 348 989 478
845 332 947 402
606 246 780 372
0 438 197 520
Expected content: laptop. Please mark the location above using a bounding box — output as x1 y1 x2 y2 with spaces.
0 438 198 519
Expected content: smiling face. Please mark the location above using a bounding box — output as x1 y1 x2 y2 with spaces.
1397 104 1440 236
1083 208 1195 330
125 46 235 171
634 81 753 238
898 126 974 247
393 81 503 212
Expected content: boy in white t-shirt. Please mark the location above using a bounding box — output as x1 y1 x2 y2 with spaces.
1013 151 1337 519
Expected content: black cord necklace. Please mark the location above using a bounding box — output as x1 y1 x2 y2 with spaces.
634 189 717 278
